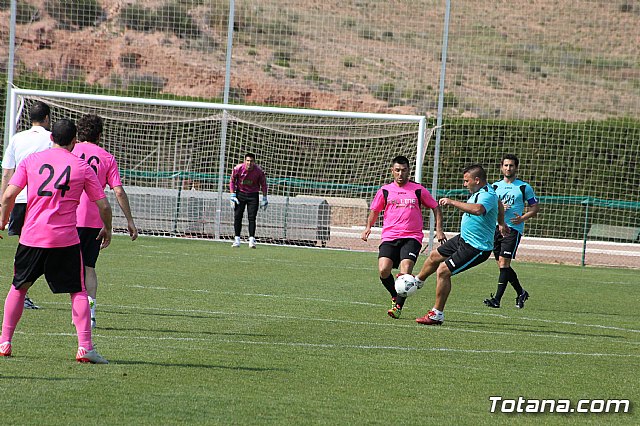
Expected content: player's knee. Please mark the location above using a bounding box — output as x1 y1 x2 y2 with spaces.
436 263 451 278
428 249 444 264
379 267 392 277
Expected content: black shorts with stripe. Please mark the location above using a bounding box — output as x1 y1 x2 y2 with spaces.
13 243 84 294
437 234 492 276
378 238 422 269
493 226 522 260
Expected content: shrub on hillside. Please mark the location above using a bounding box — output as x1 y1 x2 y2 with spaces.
121 4 155 32
156 3 201 39
1 1 41 24
45 0 103 29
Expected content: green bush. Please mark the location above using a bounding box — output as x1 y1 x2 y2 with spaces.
423 117 640 238
45 0 103 29
121 2 200 39
126 74 166 94
1 1 41 24
120 4 155 32
156 3 201 39
17 2 40 23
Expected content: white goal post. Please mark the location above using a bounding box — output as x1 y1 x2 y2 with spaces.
8 88 435 250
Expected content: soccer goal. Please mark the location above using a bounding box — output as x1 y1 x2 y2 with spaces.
8 88 433 250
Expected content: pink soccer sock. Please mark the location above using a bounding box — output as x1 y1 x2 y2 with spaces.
71 291 93 350
1 286 28 343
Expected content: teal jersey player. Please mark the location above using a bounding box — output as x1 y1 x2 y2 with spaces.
484 154 540 311
413 164 507 326
461 185 499 251
492 179 538 235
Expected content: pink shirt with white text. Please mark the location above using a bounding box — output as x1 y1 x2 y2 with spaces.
370 181 437 243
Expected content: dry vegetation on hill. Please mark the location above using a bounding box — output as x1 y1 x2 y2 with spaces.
1 0 638 119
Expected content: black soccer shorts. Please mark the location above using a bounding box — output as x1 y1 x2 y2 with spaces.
78 227 102 268
493 226 522 260
13 244 85 294
437 234 491 276
378 238 422 269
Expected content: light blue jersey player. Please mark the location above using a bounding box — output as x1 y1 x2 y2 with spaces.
413 164 507 326
484 154 540 310
493 179 538 236
461 183 499 252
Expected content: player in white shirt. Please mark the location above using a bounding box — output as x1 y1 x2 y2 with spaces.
1 101 53 310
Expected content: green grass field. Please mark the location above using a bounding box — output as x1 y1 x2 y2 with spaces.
0 236 638 425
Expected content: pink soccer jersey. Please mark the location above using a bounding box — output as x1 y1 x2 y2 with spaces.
370 181 438 243
9 147 106 248
72 142 122 228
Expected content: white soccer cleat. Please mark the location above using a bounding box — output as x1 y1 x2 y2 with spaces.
76 347 109 364
231 237 241 247
0 341 12 357
248 237 256 249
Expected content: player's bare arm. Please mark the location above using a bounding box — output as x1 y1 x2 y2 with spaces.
497 201 510 236
96 198 113 249
361 209 379 241
0 168 15 200
113 186 139 241
439 197 486 215
432 205 447 243
0 184 21 231
511 203 540 225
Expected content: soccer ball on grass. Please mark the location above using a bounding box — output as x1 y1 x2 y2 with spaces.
395 273 418 298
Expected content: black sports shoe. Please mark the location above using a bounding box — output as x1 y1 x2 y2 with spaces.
516 290 529 309
483 294 500 308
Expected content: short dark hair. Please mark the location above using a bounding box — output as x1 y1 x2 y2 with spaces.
51 119 77 147
29 101 50 123
77 114 104 143
463 163 487 182
501 153 519 167
245 153 256 160
391 155 410 167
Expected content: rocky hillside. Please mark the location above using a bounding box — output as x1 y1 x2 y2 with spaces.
1 0 638 119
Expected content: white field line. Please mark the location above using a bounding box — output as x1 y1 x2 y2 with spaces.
124 286 640 334
27 330 640 359
42 297 640 345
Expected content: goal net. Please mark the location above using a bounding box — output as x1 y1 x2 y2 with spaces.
9 88 429 250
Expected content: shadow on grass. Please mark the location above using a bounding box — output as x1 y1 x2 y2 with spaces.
98 325 268 338
448 319 624 339
44 306 269 337
0 375 88 381
110 360 287 371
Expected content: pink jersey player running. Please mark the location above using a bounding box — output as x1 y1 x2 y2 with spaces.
361 155 446 319
0 118 112 364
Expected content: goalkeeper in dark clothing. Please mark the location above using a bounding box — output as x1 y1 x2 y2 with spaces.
229 153 268 249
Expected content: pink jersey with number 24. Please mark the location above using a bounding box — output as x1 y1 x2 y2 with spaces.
9 147 106 248
370 181 438 243
73 142 122 228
